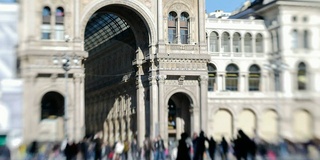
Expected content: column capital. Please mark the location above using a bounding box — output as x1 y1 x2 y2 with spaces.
198 75 208 82
157 75 167 82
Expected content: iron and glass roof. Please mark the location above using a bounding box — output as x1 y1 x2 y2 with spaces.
84 13 130 51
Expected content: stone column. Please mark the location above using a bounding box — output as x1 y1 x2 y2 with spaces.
149 59 159 138
261 73 268 92
193 107 200 134
218 73 224 91
282 70 292 96
198 0 207 53
73 0 80 40
240 74 246 92
157 0 164 41
199 75 208 132
127 115 132 141
157 75 166 140
24 73 36 142
136 64 145 146
73 73 82 141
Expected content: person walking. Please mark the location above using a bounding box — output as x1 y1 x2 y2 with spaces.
123 139 130 160
130 137 139 160
193 131 209 160
219 137 229 160
26 141 39 160
143 135 153 160
80 137 89 160
208 137 216 160
176 132 191 160
155 135 165 160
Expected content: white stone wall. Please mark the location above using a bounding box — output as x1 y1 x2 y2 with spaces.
205 1 320 142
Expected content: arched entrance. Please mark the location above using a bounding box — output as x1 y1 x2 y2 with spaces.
41 91 64 119
167 93 193 141
83 4 152 144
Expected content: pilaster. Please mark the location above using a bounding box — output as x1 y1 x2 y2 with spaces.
199 75 208 133
136 64 145 146
157 75 167 140
149 73 159 139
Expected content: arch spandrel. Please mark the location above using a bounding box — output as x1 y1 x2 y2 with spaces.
80 0 156 46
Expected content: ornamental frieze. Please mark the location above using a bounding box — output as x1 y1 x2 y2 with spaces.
157 59 207 70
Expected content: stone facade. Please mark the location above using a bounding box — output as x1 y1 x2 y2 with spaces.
16 0 320 146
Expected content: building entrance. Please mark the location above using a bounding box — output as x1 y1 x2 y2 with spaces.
167 93 193 142
83 3 152 144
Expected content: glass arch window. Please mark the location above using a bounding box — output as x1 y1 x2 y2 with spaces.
222 32 230 52
180 12 189 44
55 7 65 40
42 6 51 24
208 64 217 91
209 31 219 52
298 62 307 90
42 7 51 39
244 33 252 52
226 64 239 91
249 65 261 91
233 32 241 53
256 33 263 53
168 12 178 44
55 7 64 24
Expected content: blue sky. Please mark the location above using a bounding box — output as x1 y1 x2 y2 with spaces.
206 0 247 13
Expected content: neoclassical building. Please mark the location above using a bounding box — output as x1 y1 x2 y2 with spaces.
17 0 320 146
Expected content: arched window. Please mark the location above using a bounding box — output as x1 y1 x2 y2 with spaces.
55 7 64 24
209 31 219 52
244 33 252 52
298 62 307 90
41 6 51 39
55 7 65 40
222 32 230 52
249 65 261 91
233 32 241 53
256 33 263 53
303 30 309 49
41 92 64 119
180 12 189 44
42 6 51 18
292 29 299 49
168 12 178 44
208 64 217 91
226 64 239 91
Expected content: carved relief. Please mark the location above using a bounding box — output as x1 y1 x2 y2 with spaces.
139 0 152 9
164 1 193 15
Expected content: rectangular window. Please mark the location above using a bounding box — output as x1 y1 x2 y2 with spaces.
41 25 51 40
249 76 260 91
168 28 177 44
208 74 216 91
226 76 238 91
180 29 188 44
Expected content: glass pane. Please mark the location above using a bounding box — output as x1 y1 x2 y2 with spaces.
226 77 238 91
180 29 188 44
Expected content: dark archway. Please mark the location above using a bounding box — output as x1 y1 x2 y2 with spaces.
84 4 151 138
41 91 64 119
168 92 192 141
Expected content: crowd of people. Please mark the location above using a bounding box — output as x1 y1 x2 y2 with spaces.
1 129 320 160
